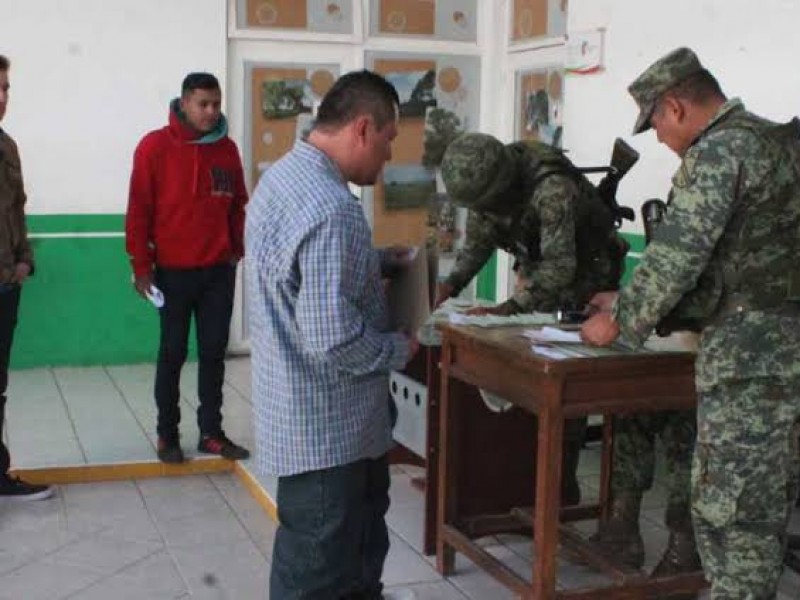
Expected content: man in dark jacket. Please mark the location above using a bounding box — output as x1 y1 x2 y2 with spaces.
0 54 52 500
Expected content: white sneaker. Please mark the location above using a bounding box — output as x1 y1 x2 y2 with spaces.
383 589 416 600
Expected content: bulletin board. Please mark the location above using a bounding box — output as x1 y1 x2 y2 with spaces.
238 0 354 35
510 0 567 43
245 63 339 187
369 0 478 42
515 66 564 147
365 52 480 246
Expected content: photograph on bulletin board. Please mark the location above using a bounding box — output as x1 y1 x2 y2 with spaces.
369 0 478 42
515 67 564 148
510 0 567 43
246 63 339 188
238 0 353 35
364 52 480 247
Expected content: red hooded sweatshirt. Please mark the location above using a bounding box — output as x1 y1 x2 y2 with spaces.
125 100 248 277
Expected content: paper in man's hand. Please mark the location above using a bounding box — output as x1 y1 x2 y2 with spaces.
386 245 432 334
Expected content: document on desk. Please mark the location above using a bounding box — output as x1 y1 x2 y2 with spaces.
524 326 583 344
386 245 431 334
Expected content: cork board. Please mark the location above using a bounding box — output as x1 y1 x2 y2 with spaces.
246 0 308 28
240 0 353 34
516 67 564 147
511 0 567 42
379 0 436 35
369 0 478 41
372 59 436 246
248 65 338 187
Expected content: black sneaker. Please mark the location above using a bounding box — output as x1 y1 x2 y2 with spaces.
0 476 54 501
197 434 250 461
157 437 185 464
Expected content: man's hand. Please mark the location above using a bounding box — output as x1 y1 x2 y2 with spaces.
133 273 154 299
581 312 620 347
12 263 31 284
586 291 619 315
407 335 420 360
434 282 454 308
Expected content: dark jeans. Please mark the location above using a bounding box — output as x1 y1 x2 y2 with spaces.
154 263 235 440
0 285 21 475
270 455 391 600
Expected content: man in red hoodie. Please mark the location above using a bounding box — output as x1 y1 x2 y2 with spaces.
126 72 249 464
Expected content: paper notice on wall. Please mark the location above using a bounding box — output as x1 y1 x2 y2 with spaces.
386 245 433 335
566 29 604 75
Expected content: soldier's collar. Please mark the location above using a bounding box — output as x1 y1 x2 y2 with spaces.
699 98 744 137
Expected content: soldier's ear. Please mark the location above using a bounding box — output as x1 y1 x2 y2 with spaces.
660 95 686 124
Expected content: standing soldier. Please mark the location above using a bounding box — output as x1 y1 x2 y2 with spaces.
583 47 800 598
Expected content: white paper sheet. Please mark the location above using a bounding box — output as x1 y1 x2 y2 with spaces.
523 326 583 344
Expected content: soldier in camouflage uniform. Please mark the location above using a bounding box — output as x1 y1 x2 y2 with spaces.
437 132 628 505
582 47 800 599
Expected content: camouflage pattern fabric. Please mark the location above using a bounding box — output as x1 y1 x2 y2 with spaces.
692 380 800 598
615 96 800 597
441 134 624 314
611 410 696 510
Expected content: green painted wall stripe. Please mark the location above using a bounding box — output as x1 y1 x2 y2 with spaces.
27 214 125 234
620 231 645 254
475 252 497 301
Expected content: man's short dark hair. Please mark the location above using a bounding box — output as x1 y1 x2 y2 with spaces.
667 68 726 105
314 70 399 131
0 55 9 71
182 72 220 96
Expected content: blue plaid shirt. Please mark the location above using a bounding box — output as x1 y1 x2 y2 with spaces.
245 141 409 476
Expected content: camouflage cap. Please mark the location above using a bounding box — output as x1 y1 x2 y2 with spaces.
628 47 704 135
440 133 514 211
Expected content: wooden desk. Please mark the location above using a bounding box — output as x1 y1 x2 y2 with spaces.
435 324 707 599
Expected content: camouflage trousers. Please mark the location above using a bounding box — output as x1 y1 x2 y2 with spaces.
692 378 800 599
610 409 696 509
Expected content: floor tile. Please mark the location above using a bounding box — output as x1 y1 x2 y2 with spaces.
68 550 188 600
382 532 442 587
0 558 107 600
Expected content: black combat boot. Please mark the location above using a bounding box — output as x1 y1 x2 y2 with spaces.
561 438 583 506
650 502 702 599
561 418 587 506
588 491 645 569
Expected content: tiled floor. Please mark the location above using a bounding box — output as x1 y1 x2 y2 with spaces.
2 360 799 599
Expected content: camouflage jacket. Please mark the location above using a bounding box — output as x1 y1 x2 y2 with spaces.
445 145 624 312
0 129 33 284
615 99 800 389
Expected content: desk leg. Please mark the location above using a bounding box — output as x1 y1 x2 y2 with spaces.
599 414 613 522
532 379 564 600
424 347 441 556
436 341 457 575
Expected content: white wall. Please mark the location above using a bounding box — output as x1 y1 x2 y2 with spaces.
564 0 800 234
0 0 227 214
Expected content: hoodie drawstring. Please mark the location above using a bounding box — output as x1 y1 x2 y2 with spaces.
193 145 199 197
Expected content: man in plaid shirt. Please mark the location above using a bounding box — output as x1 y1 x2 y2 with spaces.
246 70 418 599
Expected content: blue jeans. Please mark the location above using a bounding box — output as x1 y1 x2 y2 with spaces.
270 455 391 599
